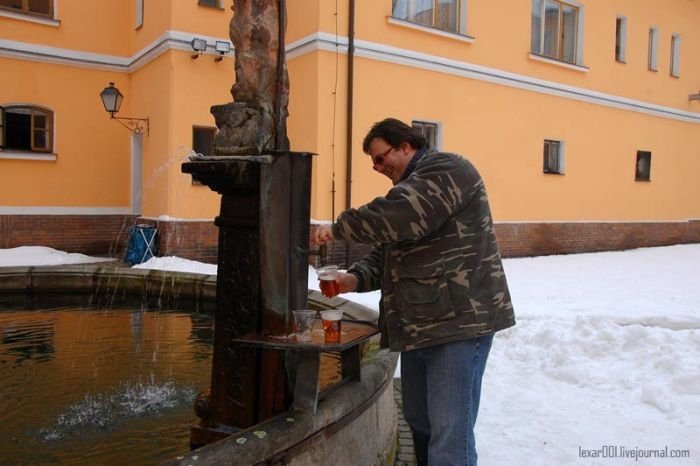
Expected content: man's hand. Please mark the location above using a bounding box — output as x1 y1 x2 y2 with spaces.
336 272 359 294
314 225 334 244
320 272 358 297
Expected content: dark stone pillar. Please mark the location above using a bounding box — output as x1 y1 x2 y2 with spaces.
182 152 313 445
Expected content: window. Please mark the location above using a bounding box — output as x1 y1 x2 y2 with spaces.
0 105 53 153
635 151 651 181
412 120 439 149
135 0 143 29
193 126 216 156
392 0 463 34
531 0 581 64
648 27 659 71
543 139 564 174
615 16 627 63
670 34 681 77
198 0 221 8
0 0 52 17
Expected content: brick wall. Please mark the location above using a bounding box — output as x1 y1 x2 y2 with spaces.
309 220 700 267
1 215 698 266
153 219 219 263
494 221 696 258
0 214 136 258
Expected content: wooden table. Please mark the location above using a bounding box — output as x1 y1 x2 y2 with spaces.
234 320 379 413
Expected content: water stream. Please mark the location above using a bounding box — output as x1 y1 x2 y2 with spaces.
0 308 214 465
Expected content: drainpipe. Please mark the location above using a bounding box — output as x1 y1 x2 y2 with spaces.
344 0 355 266
276 0 287 151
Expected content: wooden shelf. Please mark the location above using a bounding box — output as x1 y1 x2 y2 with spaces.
233 319 379 414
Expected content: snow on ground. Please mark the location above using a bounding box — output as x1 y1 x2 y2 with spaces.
1 244 698 465
481 245 700 466
0 246 113 266
133 256 218 276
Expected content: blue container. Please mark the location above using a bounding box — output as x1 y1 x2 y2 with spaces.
124 224 157 265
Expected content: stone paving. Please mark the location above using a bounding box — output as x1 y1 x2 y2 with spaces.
393 379 416 466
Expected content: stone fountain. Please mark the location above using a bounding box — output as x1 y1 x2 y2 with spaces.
181 0 379 449
181 0 305 445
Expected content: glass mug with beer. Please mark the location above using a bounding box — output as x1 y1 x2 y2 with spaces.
317 265 340 298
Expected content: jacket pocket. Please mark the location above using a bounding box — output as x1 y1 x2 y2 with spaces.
398 259 453 322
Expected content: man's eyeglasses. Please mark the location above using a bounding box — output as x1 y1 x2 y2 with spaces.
370 147 393 166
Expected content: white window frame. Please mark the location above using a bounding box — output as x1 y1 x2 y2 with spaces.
648 27 659 71
615 16 627 63
670 33 681 77
391 0 468 36
135 0 144 29
0 0 59 25
412 120 442 150
0 0 53 18
0 103 57 161
543 139 565 175
531 0 585 66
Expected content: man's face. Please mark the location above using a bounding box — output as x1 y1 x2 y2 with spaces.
367 138 415 185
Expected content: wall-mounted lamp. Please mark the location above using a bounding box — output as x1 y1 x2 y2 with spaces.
99 82 149 135
214 41 231 62
191 38 207 59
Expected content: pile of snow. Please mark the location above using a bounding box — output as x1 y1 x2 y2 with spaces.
133 256 217 275
0 246 112 266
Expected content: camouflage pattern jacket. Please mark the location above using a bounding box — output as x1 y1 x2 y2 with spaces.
332 149 515 351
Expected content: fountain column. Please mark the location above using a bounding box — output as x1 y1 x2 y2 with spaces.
182 0 313 446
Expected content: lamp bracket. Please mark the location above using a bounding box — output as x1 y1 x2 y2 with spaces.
111 114 150 135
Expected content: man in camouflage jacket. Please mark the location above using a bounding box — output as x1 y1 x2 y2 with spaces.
314 118 515 466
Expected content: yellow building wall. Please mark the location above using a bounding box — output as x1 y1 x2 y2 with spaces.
1 0 699 227
304 0 700 223
0 57 131 207
0 1 131 55
346 54 700 222
352 0 699 106
163 50 232 219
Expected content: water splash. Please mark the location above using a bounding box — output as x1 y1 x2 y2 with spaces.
40 381 194 441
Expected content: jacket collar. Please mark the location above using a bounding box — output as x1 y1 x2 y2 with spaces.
399 146 430 182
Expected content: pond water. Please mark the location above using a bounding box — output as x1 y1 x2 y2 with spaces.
0 308 214 466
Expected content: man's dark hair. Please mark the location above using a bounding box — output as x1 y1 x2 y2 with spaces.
362 118 428 154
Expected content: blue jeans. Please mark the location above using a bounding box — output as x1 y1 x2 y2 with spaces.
401 335 494 466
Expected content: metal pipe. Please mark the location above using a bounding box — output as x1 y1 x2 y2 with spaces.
344 0 356 267
345 0 355 211
276 0 287 151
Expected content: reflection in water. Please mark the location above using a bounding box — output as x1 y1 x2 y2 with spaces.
1 308 344 465
0 309 214 466
1 318 56 365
